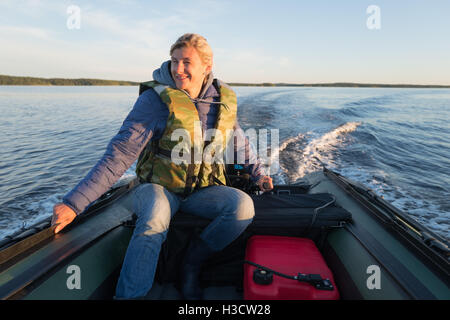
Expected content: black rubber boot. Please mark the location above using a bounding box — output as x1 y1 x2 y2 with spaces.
181 237 215 300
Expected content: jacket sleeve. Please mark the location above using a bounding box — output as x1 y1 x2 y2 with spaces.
229 119 267 183
62 90 168 215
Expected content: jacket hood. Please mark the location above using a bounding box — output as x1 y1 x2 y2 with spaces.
152 60 215 99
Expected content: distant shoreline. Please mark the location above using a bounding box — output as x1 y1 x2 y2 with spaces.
227 82 450 88
1 74 449 88
0 75 139 86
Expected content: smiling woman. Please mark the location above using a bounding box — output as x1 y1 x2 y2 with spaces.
169 33 213 99
50 32 272 300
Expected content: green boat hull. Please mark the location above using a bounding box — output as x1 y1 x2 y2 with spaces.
1 170 448 300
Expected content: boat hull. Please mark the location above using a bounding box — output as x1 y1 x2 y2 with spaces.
0 170 448 300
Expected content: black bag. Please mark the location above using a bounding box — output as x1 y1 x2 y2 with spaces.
249 192 351 234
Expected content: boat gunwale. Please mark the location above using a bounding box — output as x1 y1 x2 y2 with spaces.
0 180 136 299
323 168 450 284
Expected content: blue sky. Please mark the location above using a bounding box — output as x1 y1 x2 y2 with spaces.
1 0 449 84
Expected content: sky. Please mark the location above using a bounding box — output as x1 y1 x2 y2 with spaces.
1 0 449 85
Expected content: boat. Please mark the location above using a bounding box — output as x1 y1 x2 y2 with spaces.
0 166 449 300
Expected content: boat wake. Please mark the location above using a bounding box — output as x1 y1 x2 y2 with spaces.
277 122 361 183
274 121 449 241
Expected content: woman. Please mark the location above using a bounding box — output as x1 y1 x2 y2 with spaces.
52 33 273 299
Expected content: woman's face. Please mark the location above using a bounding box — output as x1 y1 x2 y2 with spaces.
170 46 211 98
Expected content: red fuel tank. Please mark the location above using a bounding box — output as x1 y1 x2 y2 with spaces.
244 235 339 300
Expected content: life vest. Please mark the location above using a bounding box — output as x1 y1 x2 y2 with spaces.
135 80 237 195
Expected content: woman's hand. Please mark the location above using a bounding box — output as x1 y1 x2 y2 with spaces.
257 175 273 192
51 203 77 234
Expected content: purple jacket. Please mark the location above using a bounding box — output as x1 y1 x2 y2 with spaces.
63 61 265 215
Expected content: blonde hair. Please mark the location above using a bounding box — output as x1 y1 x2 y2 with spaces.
170 33 213 67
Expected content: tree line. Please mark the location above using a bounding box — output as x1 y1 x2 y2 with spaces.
1 74 448 88
0 75 139 86
227 82 450 88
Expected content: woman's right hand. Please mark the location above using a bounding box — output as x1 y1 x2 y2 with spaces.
52 203 77 234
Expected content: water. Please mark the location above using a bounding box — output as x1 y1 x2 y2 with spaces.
0 86 449 241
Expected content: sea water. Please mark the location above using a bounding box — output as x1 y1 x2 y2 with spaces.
0 86 448 241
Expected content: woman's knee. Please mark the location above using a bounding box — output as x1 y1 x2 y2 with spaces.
227 188 255 221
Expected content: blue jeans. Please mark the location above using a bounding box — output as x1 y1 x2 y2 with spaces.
115 183 255 299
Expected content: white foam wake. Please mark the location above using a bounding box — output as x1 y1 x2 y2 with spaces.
279 133 306 153
281 122 361 182
262 133 306 183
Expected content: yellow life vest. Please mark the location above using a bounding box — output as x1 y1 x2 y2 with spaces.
135 80 237 195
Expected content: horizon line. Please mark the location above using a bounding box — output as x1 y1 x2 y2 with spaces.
1 74 449 88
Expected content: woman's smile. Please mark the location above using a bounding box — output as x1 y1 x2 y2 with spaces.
171 46 210 98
